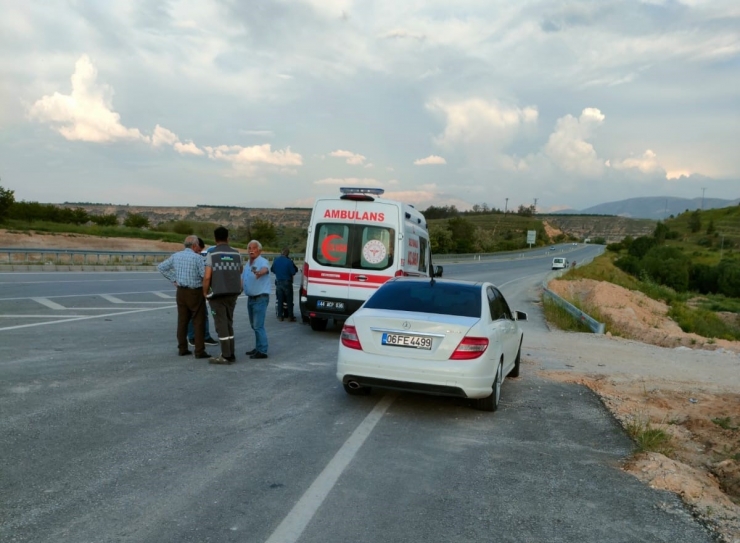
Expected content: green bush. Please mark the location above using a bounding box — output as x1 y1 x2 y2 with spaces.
615 255 642 276
689 263 719 294
629 236 658 259
717 260 740 298
669 303 740 341
89 213 118 226
123 213 150 228
642 246 690 292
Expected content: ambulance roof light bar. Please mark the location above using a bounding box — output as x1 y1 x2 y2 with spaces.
339 187 385 196
339 187 385 201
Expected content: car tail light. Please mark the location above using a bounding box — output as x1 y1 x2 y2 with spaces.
450 337 488 360
340 325 363 350
301 262 309 296
394 269 408 277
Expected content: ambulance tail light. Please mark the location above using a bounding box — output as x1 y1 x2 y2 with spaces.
301 262 309 296
394 270 408 277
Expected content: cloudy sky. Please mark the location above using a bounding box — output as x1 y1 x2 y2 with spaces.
1 0 739 212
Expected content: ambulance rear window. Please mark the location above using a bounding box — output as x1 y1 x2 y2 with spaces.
313 223 395 270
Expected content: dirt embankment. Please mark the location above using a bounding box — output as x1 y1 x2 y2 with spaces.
0 229 184 252
545 278 740 542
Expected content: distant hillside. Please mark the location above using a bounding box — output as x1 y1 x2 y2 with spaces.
577 197 740 220
541 214 656 243
57 204 312 229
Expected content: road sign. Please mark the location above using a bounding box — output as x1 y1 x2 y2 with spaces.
527 230 536 245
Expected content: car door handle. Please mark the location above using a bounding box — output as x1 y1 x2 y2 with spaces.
356 275 368 282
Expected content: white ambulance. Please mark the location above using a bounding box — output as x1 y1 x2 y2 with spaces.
299 187 440 331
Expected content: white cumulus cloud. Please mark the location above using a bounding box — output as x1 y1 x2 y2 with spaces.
414 155 447 165
329 149 367 165
205 144 303 168
610 149 662 174
428 98 538 147
28 55 149 144
544 108 605 177
152 125 204 156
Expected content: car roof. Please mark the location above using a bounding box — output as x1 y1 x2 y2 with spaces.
387 276 485 288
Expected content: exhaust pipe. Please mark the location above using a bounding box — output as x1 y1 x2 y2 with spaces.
346 380 361 390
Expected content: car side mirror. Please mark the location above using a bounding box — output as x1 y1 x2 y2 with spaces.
433 265 443 278
515 310 528 321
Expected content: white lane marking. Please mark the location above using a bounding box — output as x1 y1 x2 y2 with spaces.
0 315 87 318
0 305 175 331
153 291 174 299
31 297 66 310
100 294 125 303
263 394 396 543
0 289 176 301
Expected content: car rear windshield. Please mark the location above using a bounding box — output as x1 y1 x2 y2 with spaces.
364 281 481 318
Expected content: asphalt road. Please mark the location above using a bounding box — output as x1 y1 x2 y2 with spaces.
0 245 714 543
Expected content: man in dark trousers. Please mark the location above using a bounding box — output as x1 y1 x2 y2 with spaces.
270 247 299 322
202 226 243 364
157 235 210 359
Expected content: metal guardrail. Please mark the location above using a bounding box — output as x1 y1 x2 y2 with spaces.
542 287 605 334
541 247 607 334
0 248 303 266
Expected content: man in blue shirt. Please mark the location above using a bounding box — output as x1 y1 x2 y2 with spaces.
242 240 271 359
157 235 210 359
270 247 299 322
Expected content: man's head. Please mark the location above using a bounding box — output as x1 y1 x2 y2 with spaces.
197 237 205 251
247 240 262 258
214 226 229 242
184 235 199 249
281 247 290 257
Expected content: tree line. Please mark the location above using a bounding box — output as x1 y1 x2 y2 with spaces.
608 222 739 298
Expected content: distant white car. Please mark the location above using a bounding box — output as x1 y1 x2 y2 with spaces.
552 257 568 270
336 277 527 412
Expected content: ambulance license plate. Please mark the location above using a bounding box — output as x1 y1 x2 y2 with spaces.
317 300 344 311
382 333 432 350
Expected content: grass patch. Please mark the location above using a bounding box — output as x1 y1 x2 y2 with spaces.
711 417 738 430
698 294 740 313
624 416 674 455
668 303 740 341
542 296 597 333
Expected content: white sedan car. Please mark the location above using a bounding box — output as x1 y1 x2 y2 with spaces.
337 277 527 412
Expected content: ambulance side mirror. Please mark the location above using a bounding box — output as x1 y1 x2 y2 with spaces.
433 265 444 278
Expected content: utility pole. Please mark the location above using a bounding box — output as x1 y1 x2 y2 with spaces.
504 198 508 214
701 188 706 210
533 198 538 215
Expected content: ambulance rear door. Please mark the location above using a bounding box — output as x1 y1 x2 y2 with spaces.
306 200 399 321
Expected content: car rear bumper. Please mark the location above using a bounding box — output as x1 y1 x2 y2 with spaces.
337 352 496 399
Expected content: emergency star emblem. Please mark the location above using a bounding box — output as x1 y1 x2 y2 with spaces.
402 321 411 329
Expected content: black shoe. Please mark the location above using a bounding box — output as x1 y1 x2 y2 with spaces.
279 317 284 322
187 338 194 348
205 337 219 346
249 352 268 359
179 350 192 356
224 355 236 363
245 349 257 356
194 352 211 359
289 317 296 322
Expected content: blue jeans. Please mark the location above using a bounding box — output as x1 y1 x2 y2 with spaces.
247 294 269 354
187 311 212 342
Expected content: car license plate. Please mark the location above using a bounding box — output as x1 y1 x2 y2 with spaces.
316 300 345 311
382 333 432 350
